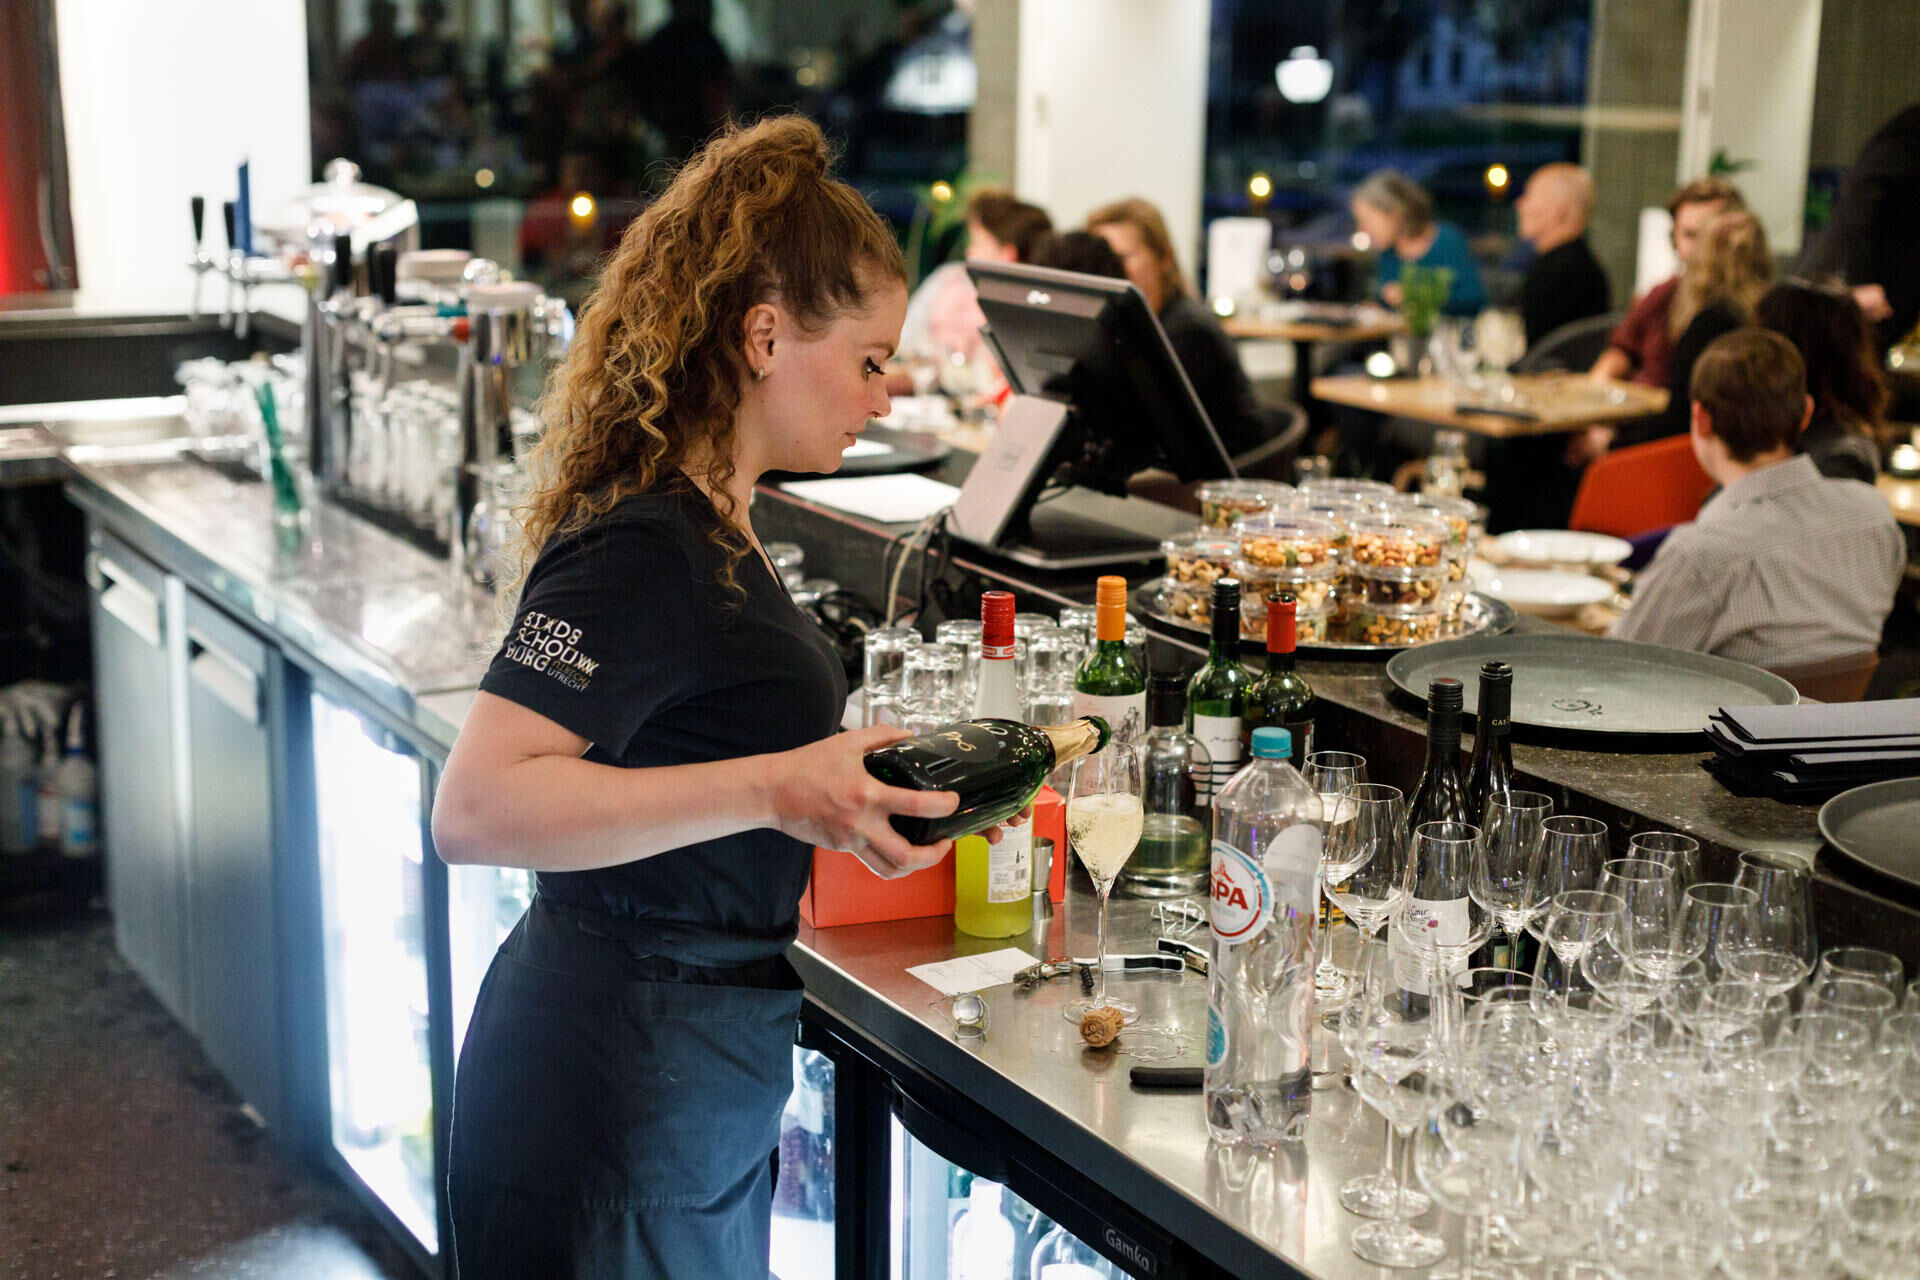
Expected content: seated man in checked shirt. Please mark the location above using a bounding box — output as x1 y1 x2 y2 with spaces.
1611 329 1903 666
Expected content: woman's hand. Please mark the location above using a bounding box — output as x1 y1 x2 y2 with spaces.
767 725 960 879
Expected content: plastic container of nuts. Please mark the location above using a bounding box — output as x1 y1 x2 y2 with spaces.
1347 601 1446 647
1236 558 1339 611
1159 531 1239 625
1347 513 1449 573
1300 477 1397 509
1243 589 1334 643
1196 479 1294 530
1397 493 1484 582
1350 565 1447 608
1237 512 1342 572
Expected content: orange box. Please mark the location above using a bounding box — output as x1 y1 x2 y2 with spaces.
799 787 1067 928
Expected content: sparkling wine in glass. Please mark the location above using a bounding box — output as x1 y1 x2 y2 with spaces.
1066 742 1146 1024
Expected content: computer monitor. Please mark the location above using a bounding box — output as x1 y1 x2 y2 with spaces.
967 261 1237 488
946 262 1236 570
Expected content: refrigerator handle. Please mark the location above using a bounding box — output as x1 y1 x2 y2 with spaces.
92 553 163 648
889 1079 1014 1186
187 628 262 726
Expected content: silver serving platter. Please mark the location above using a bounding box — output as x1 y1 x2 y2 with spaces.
1819 778 1920 892
1386 633 1799 738
1134 578 1514 655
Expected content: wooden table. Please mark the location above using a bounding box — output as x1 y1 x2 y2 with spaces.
1308 371 1667 439
1223 307 1404 413
1876 474 1920 527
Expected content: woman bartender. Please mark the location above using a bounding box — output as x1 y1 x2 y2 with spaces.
432 116 983 1277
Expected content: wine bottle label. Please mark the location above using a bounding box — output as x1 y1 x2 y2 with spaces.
1191 714 1244 796
986 823 1032 903
1072 691 1145 743
1210 841 1273 944
1284 716 1314 766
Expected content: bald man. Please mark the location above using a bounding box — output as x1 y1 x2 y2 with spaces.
1514 163 1612 348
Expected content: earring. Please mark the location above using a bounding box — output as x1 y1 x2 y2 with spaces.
751 366 768 382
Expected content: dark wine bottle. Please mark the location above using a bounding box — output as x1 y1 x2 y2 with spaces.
1186 577 1254 795
865 717 1110 845
1464 660 1515 829
1242 591 1316 771
1406 677 1470 834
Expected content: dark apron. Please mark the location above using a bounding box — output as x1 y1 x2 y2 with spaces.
448 896 804 1279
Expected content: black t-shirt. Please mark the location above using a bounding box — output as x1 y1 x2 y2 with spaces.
478 485 847 966
1158 294 1276 459
1614 302 1743 450
1521 237 1612 348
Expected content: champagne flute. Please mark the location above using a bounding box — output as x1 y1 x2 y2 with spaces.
1065 742 1146 1024
1304 752 1368 998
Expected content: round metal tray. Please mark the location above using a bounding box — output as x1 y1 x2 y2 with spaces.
1133 578 1514 656
1386 633 1798 739
1819 778 1920 892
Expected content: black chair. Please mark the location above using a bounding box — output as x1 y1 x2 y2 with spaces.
1514 312 1624 374
1231 401 1310 481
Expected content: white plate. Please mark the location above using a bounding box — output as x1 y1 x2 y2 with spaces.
1489 529 1633 568
1467 564 1614 618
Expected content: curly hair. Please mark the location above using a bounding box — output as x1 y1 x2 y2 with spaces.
1670 208 1772 340
512 115 906 598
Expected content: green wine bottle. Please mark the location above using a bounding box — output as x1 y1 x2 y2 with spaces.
1072 575 1146 742
1186 577 1254 796
864 717 1110 845
1242 591 1316 770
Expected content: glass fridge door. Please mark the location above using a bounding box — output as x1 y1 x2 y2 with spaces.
891 1118 1129 1280
311 692 438 1254
771 1044 838 1280
446 862 533 1062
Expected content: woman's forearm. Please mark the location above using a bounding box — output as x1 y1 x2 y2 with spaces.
433 752 776 871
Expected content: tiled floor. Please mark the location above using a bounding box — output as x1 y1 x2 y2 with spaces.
0 896 417 1280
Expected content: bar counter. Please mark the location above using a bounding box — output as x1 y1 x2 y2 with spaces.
35 413 1920 1278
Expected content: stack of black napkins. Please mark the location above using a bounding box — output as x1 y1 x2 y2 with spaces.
1705 701 1920 802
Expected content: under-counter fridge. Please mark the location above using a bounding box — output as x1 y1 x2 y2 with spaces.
305 684 445 1267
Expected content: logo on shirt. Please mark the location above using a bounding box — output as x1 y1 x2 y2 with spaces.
503 611 600 691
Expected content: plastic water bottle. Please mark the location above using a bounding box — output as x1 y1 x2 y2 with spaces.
56 705 97 859
1206 727 1322 1145
0 716 33 855
949 1178 1015 1280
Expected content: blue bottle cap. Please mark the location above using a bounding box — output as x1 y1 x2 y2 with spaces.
1250 727 1291 759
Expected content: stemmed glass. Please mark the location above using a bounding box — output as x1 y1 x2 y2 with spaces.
1324 784 1419 1218
1414 1036 1536 1280
1726 849 1817 996
1471 791 1552 950
1528 816 1608 943
1676 881 1759 980
1627 831 1701 890
1817 947 1907 997
1344 934 1447 1268
1304 752 1368 999
1596 857 1688 1006
1065 742 1145 1024
1402 821 1493 1051
1530 889 1626 1050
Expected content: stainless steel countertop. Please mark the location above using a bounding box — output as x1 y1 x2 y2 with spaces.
63 449 497 734
794 894 1456 1280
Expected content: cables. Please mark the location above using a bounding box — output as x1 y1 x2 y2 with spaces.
882 506 953 627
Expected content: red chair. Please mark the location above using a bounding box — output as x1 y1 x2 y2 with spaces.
1567 434 1716 539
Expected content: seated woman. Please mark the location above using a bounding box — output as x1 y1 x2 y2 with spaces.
1350 170 1489 317
1610 209 1772 451
892 189 1051 394
1755 279 1888 483
1025 229 1126 278
1086 197 1278 458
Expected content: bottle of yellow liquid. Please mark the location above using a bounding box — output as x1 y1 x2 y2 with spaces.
955 590 1035 938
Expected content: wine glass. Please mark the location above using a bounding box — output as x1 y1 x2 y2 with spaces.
1344 934 1448 1268
1402 821 1492 1051
1627 831 1701 891
1728 850 1817 997
1065 742 1146 1024
1529 815 1608 942
1599 857 1689 985
1304 752 1368 998
1677 882 1759 981
1414 1057 1530 1280
1531 890 1627 1051
1471 791 1552 949
1816 947 1907 998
